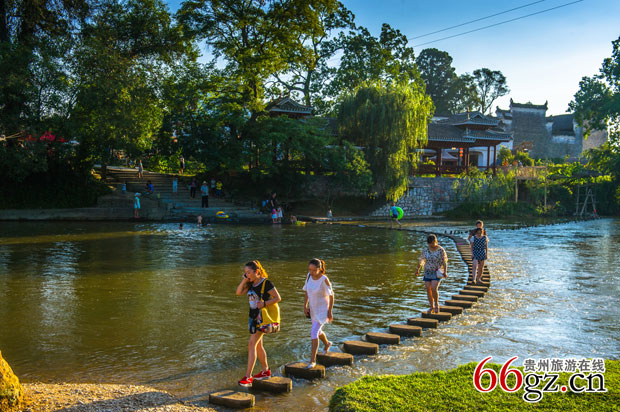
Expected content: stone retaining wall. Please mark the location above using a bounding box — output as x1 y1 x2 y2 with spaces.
371 177 457 217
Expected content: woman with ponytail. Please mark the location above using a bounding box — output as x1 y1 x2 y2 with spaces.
303 258 334 368
235 260 281 387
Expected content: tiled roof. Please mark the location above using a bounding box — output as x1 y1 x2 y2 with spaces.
510 98 548 110
438 111 499 126
265 96 313 114
464 130 512 141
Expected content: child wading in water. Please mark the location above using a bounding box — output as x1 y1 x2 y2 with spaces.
235 260 281 387
303 258 334 368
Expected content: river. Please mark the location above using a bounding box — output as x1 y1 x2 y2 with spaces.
0 218 618 410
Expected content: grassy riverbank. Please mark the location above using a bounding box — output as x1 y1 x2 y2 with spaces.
329 360 619 412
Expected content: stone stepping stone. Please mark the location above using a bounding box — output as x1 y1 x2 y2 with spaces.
467 281 490 287
316 352 354 367
421 311 452 321
284 362 325 380
365 332 400 345
343 340 379 355
389 324 422 337
251 376 292 393
445 299 474 308
407 317 439 328
459 289 485 297
439 305 463 315
468 276 490 281
451 294 478 302
464 285 489 291
209 390 255 408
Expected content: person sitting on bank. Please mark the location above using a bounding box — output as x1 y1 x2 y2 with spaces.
145 180 154 195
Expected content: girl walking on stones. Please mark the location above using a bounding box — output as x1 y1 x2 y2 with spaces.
303 258 334 368
471 228 489 285
235 260 281 387
415 234 448 314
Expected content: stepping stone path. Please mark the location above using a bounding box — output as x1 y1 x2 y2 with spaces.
438 305 463 315
209 391 255 408
210 232 494 409
421 311 453 321
284 362 326 380
407 317 439 328
389 324 422 337
452 294 478 302
343 340 379 355
365 332 400 345
252 376 292 393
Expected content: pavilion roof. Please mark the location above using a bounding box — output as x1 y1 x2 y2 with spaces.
265 96 313 115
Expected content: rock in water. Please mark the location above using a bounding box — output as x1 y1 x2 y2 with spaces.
0 351 23 411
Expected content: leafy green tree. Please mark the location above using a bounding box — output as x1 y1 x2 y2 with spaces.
570 35 620 148
328 24 418 107
472 68 509 114
69 0 191 172
270 1 354 112
338 81 433 200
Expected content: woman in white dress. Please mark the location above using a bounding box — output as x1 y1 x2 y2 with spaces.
303 258 334 368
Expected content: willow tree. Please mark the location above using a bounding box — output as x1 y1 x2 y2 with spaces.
338 81 433 200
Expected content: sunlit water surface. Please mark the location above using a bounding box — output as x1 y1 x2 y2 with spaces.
0 218 618 411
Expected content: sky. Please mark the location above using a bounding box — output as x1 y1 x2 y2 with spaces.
165 0 620 116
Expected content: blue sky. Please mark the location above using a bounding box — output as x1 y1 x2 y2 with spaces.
165 0 620 115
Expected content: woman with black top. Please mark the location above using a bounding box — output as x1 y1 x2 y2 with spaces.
235 260 281 387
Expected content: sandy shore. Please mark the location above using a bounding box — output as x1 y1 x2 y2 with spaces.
21 383 219 412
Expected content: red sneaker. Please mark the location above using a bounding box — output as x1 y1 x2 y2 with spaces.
238 376 253 387
252 369 271 380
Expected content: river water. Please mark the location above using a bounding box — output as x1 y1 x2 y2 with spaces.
0 218 618 411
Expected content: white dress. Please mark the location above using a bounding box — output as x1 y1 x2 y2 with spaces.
303 274 334 324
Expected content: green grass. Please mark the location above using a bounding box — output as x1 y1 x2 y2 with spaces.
329 360 619 412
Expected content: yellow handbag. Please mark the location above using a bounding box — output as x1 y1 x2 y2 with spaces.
258 280 280 333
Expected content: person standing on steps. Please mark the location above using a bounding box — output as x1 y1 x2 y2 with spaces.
468 220 488 281
471 227 489 285
200 181 209 208
210 177 216 196
172 176 178 194
236 260 281 387
415 234 448 314
137 159 143 179
179 155 185 174
216 180 223 198
303 258 334 368
190 178 197 199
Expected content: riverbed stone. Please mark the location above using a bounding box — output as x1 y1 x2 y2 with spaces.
316 352 354 367
467 280 490 287
421 311 452 321
444 299 474 308
284 362 325 380
452 294 478 302
407 317 439 328
389 324 422 337
0 351 23 411
438 305 463 315
365 332 400 345
209 390 254 408
343 340 379 355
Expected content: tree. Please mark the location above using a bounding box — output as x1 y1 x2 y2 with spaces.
328 24 418 107
270 1 355 111
416 48 480 114
338 81 433 200
70 0 192 172
570 36 620 149
472 68 509 114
